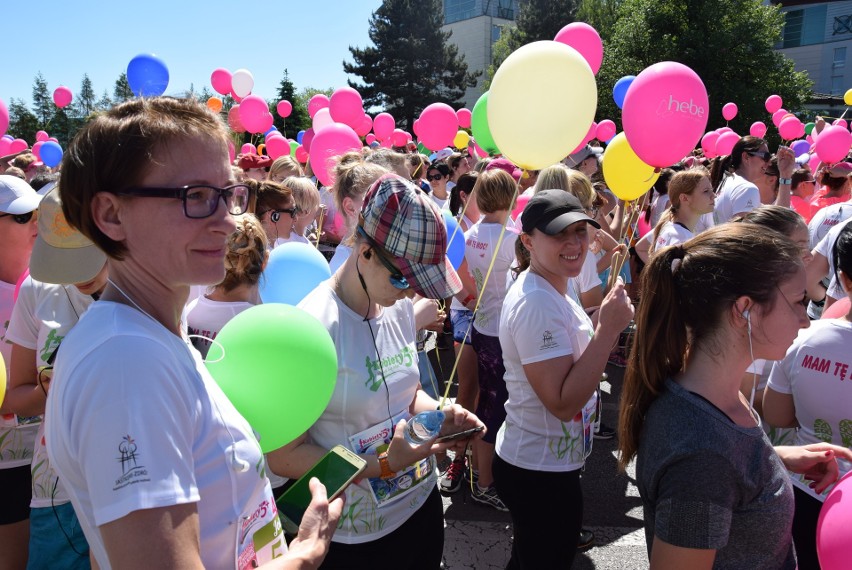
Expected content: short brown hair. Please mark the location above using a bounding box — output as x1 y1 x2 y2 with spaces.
60 97 229 259
252 180 293 216
474 168 516 213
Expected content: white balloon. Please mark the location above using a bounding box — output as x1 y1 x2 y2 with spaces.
312 107 335 132
231 69 254 98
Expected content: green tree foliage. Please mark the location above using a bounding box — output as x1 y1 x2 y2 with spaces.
344 0 478 130
7 98 39 143
75 74 97 119
596 0 812 137
96 90 113 112
575 0 622 41
113 72 133 103
31 72 52 128
272 71 310 138
50 108 76 147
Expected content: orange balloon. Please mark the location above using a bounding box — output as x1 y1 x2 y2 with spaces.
207 97 223 113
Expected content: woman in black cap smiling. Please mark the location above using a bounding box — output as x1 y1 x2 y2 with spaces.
492 189 634 569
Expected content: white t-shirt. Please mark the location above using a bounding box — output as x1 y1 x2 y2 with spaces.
808 201 852 249
815 217 852 300
465 221 518 337
767 319 852 501
496 271 597 472
297 282 435 544
429 194 448 211
654 221 694 250
6 277 94 507
0 278 39 470
650 193 671 227
451 214 479 312
186 295 255 358
46 302 280 569
328 243 353 274
714 173 760 224
568 251 601 307
274 231 310 248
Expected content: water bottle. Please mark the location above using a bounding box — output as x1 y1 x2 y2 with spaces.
404 410 445 445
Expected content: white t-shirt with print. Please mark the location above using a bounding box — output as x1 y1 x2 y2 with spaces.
809 201 852 249
46 302 280 570
465 221 518 337
714 173 760 224
6 277 94 507
654 221 694 250
815 217 852 300
186 295 255 358
767 319 852 501
496 271 597 472
297 282 435 544
0 278 39 470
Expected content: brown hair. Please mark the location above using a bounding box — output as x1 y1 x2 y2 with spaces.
708 135 766 190
60 97 229 259
617 223 802 470
217 214 268 292
474 168 516 214
332 156 388 218
10 153 36 171
819 169 851 191
252 180 293 218
734 204 804 237
649 169 709 254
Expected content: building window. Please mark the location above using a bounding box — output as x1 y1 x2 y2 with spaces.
832 75 844 96
444 0 478 25
492 24 502 43
835 47 847 68
783 5 827 48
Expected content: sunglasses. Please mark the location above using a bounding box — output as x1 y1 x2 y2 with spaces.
356 226 410 290
269 207 299 223
0 211 35 224
747 151 773 162
426 173 444 182
116 184 250 219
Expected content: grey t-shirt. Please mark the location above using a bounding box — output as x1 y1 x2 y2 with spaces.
637 379 796 569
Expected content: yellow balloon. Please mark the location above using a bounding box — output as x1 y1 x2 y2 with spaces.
845 89 852 107
453 130 470 149
0 352 5 409
602 133 660 201
488 40 597 170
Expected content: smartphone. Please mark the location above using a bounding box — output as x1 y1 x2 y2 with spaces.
434 425 485 443
276 445 366 534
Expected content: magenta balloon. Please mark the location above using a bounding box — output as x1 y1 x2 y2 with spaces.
211 68 232 96
365 133 377 145
701 131 719 158
307 94 330 119
583 121 597 145
772 109 787 127
0 99 7 138
355 114 373 138
750 121 767 139
302 128 316 152
241 143 257 155
715 131 740 156
596 119 616 142
228 106 246 133
622 61 709 168
295 145 308 163
0 137 10 155
391 129 407 147
239 95 270 133
380 138 393 148
472 139 487 158
35 131 48 142
52 86 73 108
404 131 413 142
309 123 362 187
47 137 58 143
553 22 603 74
833 119 848 130
266 136 290 159
276 100 292 118
815 125 852 164
418 103 458 151
372 113 395 140
717 127 733 135
765 94 783 114
32 141 44 159
412 119 420 137
457 108 472 129
778 116 804 141
809 153 821 172
257 113 274 135
9 139 28 153
722 102 738 122
816 472 852 570
329 87 364 127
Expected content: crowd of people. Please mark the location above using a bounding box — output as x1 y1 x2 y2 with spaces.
1 95 852 569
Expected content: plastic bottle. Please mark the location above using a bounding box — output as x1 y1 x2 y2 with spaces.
404 409 445 445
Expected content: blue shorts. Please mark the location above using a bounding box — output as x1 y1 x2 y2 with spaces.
450 309 474 345
28 502 90 570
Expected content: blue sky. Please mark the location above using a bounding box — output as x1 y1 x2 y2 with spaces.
3 0 383 107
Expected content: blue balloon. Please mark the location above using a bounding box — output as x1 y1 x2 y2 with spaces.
442 211 465 271
612 75 635 110
297 130 305 144
260 242 331 305
40 141 63 168
126 53 170 97
264 126 278 137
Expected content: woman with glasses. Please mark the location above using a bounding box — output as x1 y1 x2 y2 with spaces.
269 175 483 569
47 97 341 569
425 163 451 210
253 179 298 249
790 168 817 222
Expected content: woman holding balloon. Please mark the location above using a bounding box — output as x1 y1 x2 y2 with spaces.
47 97 341 569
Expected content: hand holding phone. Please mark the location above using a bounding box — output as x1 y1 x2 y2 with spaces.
435 425 485 443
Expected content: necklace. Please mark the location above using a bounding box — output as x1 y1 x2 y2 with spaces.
107 278 174 330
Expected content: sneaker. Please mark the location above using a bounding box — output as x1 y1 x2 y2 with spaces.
463 467 479 485
471 484 509 512
439 458 465 494
594 423 616 440
577 529 595 551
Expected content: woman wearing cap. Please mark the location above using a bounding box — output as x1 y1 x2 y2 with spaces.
809 163 852 221
493 190 634 569
0 174 42 569
47 97 340 569
269 174 484 568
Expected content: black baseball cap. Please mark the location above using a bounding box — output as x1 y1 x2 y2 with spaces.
521 189 600 235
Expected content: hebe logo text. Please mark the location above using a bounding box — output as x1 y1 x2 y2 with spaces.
658 95 706 118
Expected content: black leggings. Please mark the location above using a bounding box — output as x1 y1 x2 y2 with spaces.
493 455 583 569
792 486 823 570
320 488 444 569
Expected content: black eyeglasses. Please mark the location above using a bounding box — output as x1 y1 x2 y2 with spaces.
426 173 444 182
116 184 250 219
356 226 410 290
747 151 773 162
0 211 35 224
268 207 299 223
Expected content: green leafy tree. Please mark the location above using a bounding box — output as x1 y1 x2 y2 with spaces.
96 90 112 112
596 0 812 139
344 0 479 130
49 107 76 148
272 70 310 138
31 72 52 128
575 0 622 41
113 72 133 103
75 74 97 119
7 98 39 143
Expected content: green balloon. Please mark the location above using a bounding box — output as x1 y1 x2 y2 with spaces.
289 140 299 156
206 304 338 453
805 122 815 136
417 142 431 155
471 91 500 155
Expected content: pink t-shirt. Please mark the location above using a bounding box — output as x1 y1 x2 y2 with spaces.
790 195 812 222
809 188 851 221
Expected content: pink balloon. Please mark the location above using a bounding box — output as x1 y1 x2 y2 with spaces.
32 141 44 159
309 123 362 186
13 268 29 302
622 61 709 168
833 119 848 130
715 131 740 156
266 136 290 159
329 87 364 127
817 472 852 570
312 107 334 132
553 22 603 75
809 153 821 172
701 131 719 158
9 138 27 153
265 130 285 140
302 128 316 152
716 127 733 135
596 119 616 142
778 116 804 141
722 102 738 121
380 138 393 148
227 106 246 133
211 68 232 96
53 86 73 108
307 94 330 119
365 133 377 145
295 145 308 163
765 94 783 114
390 129 407 147
418 103 458 150
404 131 413 142
0 99 7 138
276 100 292 118
239 95 271 133
457 108 472 129
806 134 814 145
582 121 597 145
372 113 395 141
472 139 488 158
0 137 11 156
355 114 373 138
47 137 58 143
815 125 852 164
412 119 421 137
35 131 48 142
241 143 257 155
772 108 788 127
228 140 235 164
511 194 531 222
750 121 767 138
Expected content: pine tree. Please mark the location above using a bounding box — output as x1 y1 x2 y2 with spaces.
273 70 310 138
113 72 133 103
344 0 478 130
96 90 113 111
31 72 52 128
8 98 39 143
75 74 97 118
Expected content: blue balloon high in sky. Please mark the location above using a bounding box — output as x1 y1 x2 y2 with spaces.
126 53 170 97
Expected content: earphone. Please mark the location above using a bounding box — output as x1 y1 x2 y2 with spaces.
742 306 760 426
270 211 281 223
742 308 751 332
230 447 250 473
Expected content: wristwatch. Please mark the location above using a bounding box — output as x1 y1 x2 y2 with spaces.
377 451 396 479
779 177 792 185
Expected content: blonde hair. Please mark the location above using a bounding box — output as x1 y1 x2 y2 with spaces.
218 214 268 293
268 155 303 181
649 169 709 254
474 168 516 213
535 164 595 208
283 176 320 214
332 155 388 218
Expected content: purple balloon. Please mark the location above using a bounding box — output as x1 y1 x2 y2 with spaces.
791 139 810 157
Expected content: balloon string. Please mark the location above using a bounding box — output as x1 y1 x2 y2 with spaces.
314 206 326 249
606 199 642 292
187 335 226 364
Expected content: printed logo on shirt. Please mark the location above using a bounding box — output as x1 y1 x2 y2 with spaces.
39 329 63 363
745 198 755 208
364 346 417 392
114 435 150 491
540 330 558 350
